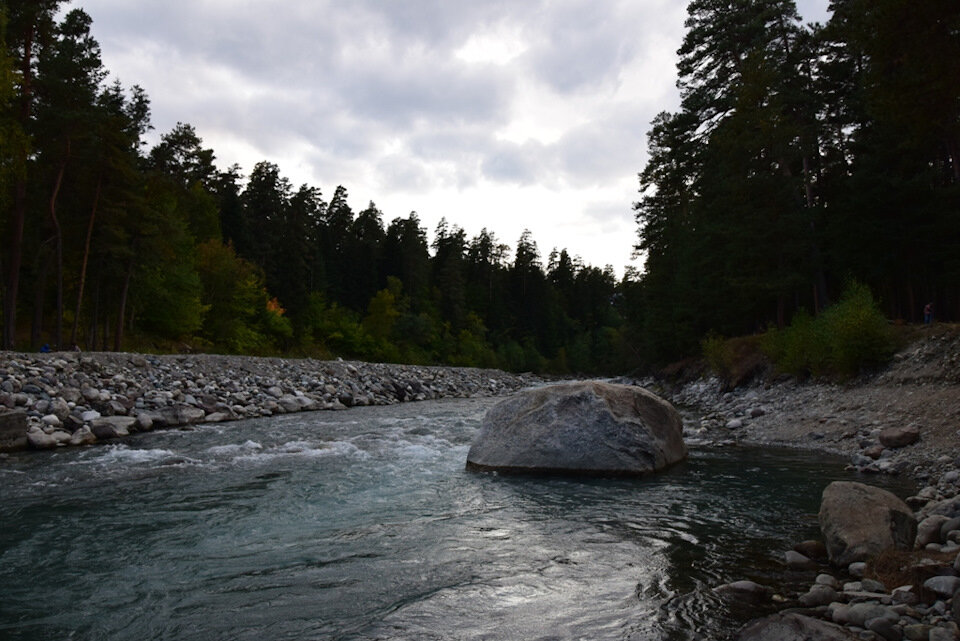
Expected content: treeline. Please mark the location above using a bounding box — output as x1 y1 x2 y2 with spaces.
632 0 960 362
0 3 630 373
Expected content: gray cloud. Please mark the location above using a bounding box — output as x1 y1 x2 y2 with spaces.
77 0 700 271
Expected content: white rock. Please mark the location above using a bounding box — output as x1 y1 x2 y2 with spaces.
41 414 61 427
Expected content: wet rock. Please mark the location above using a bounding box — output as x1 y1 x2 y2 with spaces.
91 416 136 439
785 550 819 570
795 540 829 561
714 580 773 603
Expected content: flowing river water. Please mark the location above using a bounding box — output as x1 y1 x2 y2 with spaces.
0 396 913 640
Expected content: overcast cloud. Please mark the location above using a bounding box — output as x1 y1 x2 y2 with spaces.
74 0 831 274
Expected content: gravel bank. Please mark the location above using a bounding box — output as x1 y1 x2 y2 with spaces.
648 326 960 640
0 351 539 452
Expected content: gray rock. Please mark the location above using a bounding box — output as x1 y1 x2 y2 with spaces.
891 585 920 606
135 413 154 431
939 516 960 542
465 382 687 476
917 515 951 547
799 583 838 607
785 550 819 570
726 418 744 429
69 426 96 446
879 425 920 448
795 539 829 561
819 481 917 566
902 624 932 641
41 414 61 427
714 580 773 603
277 395 302 413
922 575 960 598
90 416 135 440
0 409 28 451
832 603 894 627
816 573 840 589
862 578 888 593
27 426 58 449
929 627 955 641
49 398 70 421
736 612 858 640
866 614 903 641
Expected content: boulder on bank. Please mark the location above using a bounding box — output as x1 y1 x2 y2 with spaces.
0 409 28 451
465 381 687 476
818 481 916 567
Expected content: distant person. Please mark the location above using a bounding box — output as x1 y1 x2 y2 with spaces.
40 344 50 353
924 302 934 325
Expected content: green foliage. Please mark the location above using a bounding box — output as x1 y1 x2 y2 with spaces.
764 282 895 379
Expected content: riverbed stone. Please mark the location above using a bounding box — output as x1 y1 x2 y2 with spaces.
714 580 773 603
819 481 917 566
799 583 838 607
917 515 951 547
465 381 687 476
736 612 858 640
69 426 96 446
91 416 135 439
880 425 920 449
785 550 818 570
0 409 27 451
26 426 58 449
922 575 960 598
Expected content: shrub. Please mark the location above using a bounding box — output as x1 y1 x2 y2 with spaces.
764 281 895 380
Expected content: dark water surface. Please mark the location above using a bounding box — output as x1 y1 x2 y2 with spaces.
0 397 913 640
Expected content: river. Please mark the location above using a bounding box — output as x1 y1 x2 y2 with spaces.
0 396 913 640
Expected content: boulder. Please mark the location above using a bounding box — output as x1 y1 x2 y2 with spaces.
785 550 818 570
916 514 951 547
0 409 28 451
26 426 58 449
736 612 858 641
819 481 916 566
91 416 136 440
879 425 920 449
465 381 686 476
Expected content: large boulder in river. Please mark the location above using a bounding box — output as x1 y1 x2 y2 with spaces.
818 481 916 567
465 381 687 476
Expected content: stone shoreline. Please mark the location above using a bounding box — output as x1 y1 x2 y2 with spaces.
0 351 540 453
643 327 960 640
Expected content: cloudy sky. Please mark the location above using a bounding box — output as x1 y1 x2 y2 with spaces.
73 0 831 275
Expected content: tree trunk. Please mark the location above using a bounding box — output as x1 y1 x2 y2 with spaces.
3 19 37 350
114 253 135 352
30 241 52 350
48 139 70 350
71 172 102 347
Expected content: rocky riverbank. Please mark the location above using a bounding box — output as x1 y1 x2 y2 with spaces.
645 326 960 640
0 351 539 453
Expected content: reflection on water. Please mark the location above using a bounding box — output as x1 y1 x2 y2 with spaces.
0 397 913 640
